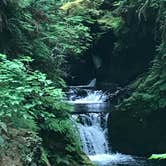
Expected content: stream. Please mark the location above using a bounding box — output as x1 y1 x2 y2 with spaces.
69 88 166 166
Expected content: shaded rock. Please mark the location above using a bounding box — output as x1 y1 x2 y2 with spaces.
0 128 42 166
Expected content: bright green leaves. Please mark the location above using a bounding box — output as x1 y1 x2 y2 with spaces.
43 119 72 133
0 122 7 133
0 55 72 133
149 154 166 160
0 54 6 60
98 12 124 32
18 0 33 8
41 13 92 57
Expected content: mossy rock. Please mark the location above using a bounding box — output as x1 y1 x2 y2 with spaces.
0 128 42 166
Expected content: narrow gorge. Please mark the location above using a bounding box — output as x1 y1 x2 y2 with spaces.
0 0 166 165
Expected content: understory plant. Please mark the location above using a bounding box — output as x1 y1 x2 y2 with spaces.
0 0 92 82
0 54 82 165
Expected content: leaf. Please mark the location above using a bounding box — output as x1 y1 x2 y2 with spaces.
0 122 7 133
18 0 33 8
149 154 166 160
0 136 4 146
0 54 6 60
19 56 33 62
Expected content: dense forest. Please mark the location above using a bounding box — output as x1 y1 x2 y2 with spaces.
0 0 166 165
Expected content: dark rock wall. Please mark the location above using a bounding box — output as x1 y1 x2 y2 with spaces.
67 0 157 87
108 0 166 155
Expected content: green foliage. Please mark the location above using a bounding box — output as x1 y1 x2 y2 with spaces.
110 0 166 155
0 0 96 164
0 0 92 81
0 54 73 132
115 0 166 111
0 52 92 165
98 12 124 32
0 53 87 165
149 154 166 160
41 148 50 166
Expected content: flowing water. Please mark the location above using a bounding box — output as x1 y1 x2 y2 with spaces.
69 89 166 166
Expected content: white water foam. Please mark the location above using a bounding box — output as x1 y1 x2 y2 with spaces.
71 90 107 104
77 113 109 155
89 153 135 166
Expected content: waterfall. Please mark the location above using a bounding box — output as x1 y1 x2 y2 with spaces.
74 113 109 155
69 89 107 104
70 88 135 166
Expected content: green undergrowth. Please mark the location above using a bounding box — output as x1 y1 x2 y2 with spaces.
112 0 166 120
0 0 92 82
0 54 93 165
109 0 166 155
0 0 97 165
149 153 166 160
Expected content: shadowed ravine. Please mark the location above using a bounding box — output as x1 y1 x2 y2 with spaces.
1 0 166 165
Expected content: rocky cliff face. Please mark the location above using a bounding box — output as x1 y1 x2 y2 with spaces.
108 0 166 155
65 0 158 87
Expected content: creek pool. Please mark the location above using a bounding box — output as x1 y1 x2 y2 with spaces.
89 154 166 166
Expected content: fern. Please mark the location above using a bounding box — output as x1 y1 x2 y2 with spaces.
0 54 73 133
0 0 92 81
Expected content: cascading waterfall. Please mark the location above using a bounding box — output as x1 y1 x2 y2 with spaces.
70 89 135 166
69 87 166 166
74 113 109 155
69 89 107 104
70 90 109 156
